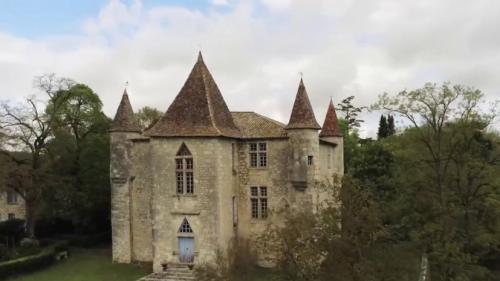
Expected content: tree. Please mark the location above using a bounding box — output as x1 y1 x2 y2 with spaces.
337 96 365 134
373 82 500 280
377 115 389 139
135 106 162 130
387 114 396 136
45 84 111 234
0 74 74 237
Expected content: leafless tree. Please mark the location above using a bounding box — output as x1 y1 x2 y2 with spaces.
0 73 74 237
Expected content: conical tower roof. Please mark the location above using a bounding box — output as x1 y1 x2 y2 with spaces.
110 89 141 132
286 79 321 130
320 99 343 137
147 52 240 137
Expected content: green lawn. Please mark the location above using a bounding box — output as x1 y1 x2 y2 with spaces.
5 248 277 281
7 248 149 281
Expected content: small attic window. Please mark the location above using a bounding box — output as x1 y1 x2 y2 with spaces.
178 218 193 233
308 155 314 166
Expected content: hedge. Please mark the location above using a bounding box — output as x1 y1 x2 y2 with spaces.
0 241 68 279
59 232 110 248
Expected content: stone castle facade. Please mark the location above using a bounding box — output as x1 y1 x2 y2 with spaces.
110 53 344 272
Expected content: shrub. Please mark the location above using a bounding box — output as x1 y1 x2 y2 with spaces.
59 232 110 247
0 241 68 279
0 245 10 262
20 238 39 249
195 238 257 281
0 220 26 247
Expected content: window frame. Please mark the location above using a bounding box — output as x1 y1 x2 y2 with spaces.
307 155 314 166
6 190 18 205
250 186 268 219
249 142 268 168
176 144 194 195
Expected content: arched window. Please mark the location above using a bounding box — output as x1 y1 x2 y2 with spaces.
178 218 193 233
176 143 194 194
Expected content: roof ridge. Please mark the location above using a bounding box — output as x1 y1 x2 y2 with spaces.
252 112 286 127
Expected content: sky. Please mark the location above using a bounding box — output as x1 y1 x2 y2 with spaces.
0 0 499 137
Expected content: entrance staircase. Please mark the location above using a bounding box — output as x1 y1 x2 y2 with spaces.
138 264 195 281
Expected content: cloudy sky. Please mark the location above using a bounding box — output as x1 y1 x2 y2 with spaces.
1 0 499 136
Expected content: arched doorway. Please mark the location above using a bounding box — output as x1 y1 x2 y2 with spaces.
177 218 194 263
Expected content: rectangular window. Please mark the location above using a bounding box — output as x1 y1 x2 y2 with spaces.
7 190 17 204
251 198 259 219
250 186 268 219
249 142 267 168
186 172 194 194
176 159 183 170
8 214 14 220
186 159 193 170
176 172 184 194
308 155 314 166
261 198 268 219
175 145 194 195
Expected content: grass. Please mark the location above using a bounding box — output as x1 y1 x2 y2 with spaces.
7 248 149 281
5 247 277 281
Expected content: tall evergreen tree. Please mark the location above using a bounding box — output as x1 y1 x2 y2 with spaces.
377 115 388 139
387 114 396 136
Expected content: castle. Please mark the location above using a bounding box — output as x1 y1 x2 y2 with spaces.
110 53 343 272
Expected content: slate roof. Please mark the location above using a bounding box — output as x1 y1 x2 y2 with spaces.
110 89 141 132
231 112 288 139
320 99 343 137
286 79 321 130
146 52 240 137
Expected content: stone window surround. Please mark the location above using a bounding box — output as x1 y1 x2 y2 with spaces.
250 186 268 219
175 144 194 195
249 142 268 169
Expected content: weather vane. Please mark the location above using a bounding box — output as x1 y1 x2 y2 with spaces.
299 72 303 78
125 81 129 89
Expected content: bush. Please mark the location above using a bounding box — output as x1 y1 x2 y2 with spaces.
0 241 68 279
20 238 39 249
195 238 257 281
0 219 26 247
59 232 110 247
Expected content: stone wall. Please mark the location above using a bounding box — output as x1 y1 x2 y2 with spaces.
110 131 344 269
150 138 236 272
0 191 25 221
110 131 140 264
130 139 153 262
235 138 290 264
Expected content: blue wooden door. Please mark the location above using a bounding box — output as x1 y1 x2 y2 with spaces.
178 237 194 263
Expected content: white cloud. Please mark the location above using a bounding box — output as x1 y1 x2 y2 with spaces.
0 0 499 137
212 0 230 6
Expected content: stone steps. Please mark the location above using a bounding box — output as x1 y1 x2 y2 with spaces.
138 265 195 281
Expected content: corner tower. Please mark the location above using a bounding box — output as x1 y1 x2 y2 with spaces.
320 99 344 175
285 79 321 190
110 89 141 263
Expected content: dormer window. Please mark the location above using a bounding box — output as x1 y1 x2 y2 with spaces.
249 142 267 168
176 143 194 194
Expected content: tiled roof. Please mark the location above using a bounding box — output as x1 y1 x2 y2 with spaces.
146 52 240 137
110 90 141 132
286 79 321 130
320 99 343 137
231 112 287 139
